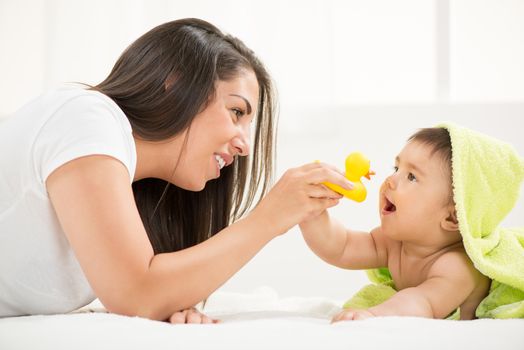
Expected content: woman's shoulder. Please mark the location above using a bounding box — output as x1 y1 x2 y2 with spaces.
33 85 137 183
8 84 126 128
36 84 132 137
46 84 122 114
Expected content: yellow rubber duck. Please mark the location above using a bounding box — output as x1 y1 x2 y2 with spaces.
323 152 375 202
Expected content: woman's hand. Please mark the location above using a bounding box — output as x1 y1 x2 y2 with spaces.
169 307 219 324
252 162 353 236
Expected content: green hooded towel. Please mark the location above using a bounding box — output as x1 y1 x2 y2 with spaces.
344 122 524 319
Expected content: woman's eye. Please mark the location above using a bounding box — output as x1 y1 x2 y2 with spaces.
407 172 417 182
232 108 245 119
393 166 399 173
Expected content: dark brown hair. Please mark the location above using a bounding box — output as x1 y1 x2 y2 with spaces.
407 127 452 165
92 18 276 254
408 127 453 202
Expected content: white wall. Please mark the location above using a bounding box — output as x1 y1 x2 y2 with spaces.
3 0 524 116
1 0 523 301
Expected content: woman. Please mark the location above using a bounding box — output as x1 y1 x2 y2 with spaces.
0 18 351 323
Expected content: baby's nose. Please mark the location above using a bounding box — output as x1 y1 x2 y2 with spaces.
385 174 398 189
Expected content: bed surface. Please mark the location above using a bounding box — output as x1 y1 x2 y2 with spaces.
1 286 523 350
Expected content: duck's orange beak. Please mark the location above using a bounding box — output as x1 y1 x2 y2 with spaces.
365 170 376 180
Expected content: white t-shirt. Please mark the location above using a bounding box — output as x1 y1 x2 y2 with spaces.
0 86 136 317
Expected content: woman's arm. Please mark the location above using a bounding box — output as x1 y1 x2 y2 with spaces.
47 156 350 321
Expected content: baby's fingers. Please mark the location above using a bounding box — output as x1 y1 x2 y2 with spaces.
332 310 351 323
332 309 374 323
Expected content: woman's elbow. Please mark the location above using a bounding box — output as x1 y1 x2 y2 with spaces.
98 286 195 321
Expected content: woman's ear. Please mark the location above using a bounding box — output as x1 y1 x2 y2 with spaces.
441 206 459 232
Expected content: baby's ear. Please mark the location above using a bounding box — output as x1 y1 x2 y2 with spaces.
441 206 459 232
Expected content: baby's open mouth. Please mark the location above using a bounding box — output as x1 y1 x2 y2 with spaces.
383 197 397 213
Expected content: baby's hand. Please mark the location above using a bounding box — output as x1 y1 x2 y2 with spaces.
169 307 219 324
332 308 375 323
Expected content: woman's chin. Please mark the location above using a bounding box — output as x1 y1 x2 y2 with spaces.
190 182 206 191
174 178 206 192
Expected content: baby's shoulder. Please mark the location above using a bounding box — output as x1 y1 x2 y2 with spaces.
429 246 480 280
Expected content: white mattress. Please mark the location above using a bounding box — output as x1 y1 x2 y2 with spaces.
1 286 523 350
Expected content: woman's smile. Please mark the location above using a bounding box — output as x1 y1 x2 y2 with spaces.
213 152 233 177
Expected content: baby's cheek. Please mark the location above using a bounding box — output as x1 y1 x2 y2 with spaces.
410 204 439 227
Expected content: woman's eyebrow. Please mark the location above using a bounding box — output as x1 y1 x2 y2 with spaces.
229 94 252 114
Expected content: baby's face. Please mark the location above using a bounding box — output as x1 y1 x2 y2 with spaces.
379 141 454 243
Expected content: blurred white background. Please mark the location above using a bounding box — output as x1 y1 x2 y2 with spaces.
1 0 523 301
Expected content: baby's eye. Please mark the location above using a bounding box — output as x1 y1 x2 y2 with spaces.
407 172 417 182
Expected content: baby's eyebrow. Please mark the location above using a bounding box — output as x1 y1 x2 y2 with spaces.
395 156 426 176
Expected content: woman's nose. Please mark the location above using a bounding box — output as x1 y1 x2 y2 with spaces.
232 126 250 156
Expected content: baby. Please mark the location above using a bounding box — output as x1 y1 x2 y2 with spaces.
300 127 491 321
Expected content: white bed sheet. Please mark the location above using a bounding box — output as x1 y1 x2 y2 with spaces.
1 286 523 350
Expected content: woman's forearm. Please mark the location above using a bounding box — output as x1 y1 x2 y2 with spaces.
106 162 352 320
132 211 275 321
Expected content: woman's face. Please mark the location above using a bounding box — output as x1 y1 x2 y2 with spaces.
171 69 259 190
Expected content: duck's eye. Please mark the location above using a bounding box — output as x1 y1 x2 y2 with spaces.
408 172 417 182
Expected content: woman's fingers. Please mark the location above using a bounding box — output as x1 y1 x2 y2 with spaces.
169 309 188 324
299 161 344 175
186 308 202 323
306 166 353 191
202 315 219 324
303 196 341 220
169 308 219 324
252 161 354 235
318 197 341 211
307 184 343 199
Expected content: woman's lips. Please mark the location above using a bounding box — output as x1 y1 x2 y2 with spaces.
213 153 233 178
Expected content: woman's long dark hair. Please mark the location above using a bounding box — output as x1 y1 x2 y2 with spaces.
92 18 276 254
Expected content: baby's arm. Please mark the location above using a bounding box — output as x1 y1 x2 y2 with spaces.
341 250 483 320
299 212 388 270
